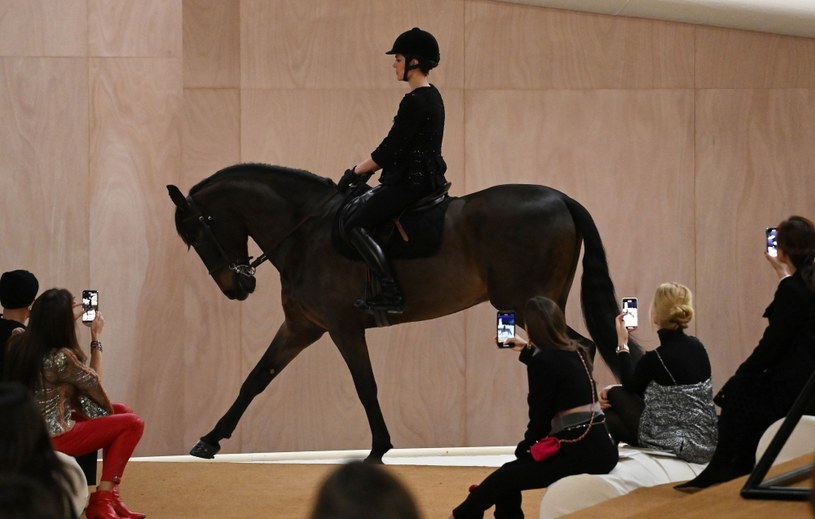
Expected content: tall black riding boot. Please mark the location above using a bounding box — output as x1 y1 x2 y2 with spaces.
348 227 404 314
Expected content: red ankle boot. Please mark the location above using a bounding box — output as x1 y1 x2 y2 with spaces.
86 491 119 519
112 486 146 519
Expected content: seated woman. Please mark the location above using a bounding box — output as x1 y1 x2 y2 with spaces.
450 297 617 519
600 282 718 463
4 288 145 519
678 215 815 490
0 381 85 519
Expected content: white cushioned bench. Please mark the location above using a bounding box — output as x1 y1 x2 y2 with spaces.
538 446 704 518
539 415 815 518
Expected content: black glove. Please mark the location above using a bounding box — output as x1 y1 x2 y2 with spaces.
337 169 357 193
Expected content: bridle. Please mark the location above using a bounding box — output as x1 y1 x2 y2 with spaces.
181 191 338 281
178 195 259 280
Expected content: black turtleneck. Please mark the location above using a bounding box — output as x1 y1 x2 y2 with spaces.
619 328 712 395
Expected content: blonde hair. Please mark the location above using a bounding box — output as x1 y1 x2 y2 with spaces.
651 282 694 330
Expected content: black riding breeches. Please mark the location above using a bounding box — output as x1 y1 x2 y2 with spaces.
344 183 428 231
604 386 645 446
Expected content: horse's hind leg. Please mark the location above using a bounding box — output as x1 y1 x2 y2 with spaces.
329 327 392 463
190 321 324 458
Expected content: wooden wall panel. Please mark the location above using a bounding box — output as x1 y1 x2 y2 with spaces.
88 0 181 57
0 0 87 56
695 89 815 391
0 57 88 286
696 27 815 88
240 0 465 89
464 2 694 89
182 0 240 88
89 57 184 455
464 302 530 446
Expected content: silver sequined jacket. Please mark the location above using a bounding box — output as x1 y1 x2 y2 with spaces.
36 348 113 437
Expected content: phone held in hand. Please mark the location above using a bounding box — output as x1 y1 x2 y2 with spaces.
621 297 638 330
766 227 778 257
81 290 98 324
497 310 516 347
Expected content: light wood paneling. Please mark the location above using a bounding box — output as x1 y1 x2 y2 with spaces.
240 0 465 89
696 26 815 88
183 89 240 173
182 0 240 88
88 0 181 57
0 57 88 286
0 0 87 57
695 89 815 391
464 302 530 447
89 57 184 455
464 1 695 89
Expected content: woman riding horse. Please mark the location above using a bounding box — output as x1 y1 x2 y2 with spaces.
338 27 448 314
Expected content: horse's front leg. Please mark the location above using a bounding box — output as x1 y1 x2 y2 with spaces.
329 327 393 463
190 321 324 459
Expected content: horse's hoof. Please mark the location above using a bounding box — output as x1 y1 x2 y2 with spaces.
190 439 220 459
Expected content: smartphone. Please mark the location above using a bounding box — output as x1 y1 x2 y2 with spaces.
81 290 98 324
766 227 778 257
621 297 638 330
496 311 516 347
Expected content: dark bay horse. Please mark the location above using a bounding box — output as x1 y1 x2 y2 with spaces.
167 163 641 462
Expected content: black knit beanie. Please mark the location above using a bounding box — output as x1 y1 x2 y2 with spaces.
0 270 39 309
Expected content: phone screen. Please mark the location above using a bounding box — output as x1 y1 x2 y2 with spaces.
622 297 638 329
766 227 778 257
82 290 98 324
497 311 516 347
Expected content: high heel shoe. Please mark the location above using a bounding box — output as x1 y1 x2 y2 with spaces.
85 491 119 519
112 486 146 519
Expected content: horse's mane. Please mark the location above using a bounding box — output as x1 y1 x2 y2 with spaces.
188 163 335 195
175 163 335 247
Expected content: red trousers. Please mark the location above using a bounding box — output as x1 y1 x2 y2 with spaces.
52 403 144 483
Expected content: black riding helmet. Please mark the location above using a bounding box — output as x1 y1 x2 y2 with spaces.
385 27 440 81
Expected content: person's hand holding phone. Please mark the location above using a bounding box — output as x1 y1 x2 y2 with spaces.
615 314 630 346
90 311 105 340
498 336 527 352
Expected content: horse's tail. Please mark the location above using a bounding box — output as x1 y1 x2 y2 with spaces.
562 194 643 379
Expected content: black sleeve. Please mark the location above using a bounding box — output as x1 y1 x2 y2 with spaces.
370 93 426 167
516 349 557 457
736 277 807 375
620 351 657 395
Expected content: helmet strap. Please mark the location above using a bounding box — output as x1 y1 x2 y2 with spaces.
403 55 419 82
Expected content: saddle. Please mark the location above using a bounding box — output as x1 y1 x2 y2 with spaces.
333 182 453 261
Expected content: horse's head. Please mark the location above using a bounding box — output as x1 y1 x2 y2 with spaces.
167 184 257 301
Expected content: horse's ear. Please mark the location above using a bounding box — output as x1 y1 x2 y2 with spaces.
167 185 189 211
